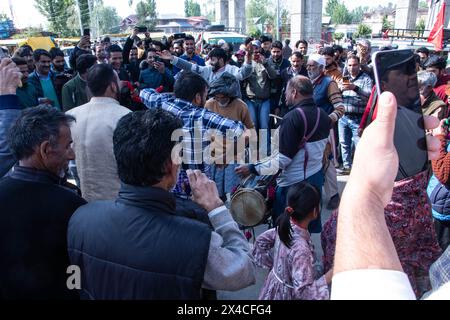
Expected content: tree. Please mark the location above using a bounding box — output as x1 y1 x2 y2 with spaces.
325 0 352 25
354 24 372 38
34 0 73 35
135 0 157 30
92 5 121 35
419 1 428 9
350 6 368 24
0 13 9 22
184 0 201 17
202 0 215 22
382 15 392 31
247 0 274 35
333 32 344 41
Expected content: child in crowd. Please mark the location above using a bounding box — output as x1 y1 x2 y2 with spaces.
252 182 332 300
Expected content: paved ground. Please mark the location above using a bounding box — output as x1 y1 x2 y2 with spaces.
217 175 349 300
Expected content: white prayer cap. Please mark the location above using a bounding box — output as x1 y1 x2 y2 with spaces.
309 53 326 67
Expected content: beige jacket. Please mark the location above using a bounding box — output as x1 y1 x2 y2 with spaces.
67 97 131 202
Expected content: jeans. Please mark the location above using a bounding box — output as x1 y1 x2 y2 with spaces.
338 115 362 169
245 98 271 131
273 170 325 234
210 164 239 199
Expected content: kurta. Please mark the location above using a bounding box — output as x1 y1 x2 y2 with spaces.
67 97 131 202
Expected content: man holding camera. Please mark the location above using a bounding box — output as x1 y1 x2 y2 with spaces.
338 55 372 175
139 48 174 92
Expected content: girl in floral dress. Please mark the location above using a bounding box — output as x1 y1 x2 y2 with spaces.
252 182 333 300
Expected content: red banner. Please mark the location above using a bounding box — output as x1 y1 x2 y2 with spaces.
428 2 446 51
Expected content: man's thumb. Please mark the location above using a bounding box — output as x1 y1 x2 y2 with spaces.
374 91 397 141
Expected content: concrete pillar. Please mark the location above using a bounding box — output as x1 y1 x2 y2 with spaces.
290 0 323 46
215 0 229 26
395 0 419 29
228 0 246 33
426 0 450 31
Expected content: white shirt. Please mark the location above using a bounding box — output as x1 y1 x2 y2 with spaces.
331 269 450 300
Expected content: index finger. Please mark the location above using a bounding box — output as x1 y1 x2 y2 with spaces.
186 169 197 186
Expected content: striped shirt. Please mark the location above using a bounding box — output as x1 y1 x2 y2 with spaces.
140 89 245 197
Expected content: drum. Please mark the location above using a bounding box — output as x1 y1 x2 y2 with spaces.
230 175 276 227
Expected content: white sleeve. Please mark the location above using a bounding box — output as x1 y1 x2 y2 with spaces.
331 269 416 300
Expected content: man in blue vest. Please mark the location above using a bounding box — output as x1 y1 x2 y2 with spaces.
307 54 345 210
67 109 255 300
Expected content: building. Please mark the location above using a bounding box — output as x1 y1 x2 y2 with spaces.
120 14 210 33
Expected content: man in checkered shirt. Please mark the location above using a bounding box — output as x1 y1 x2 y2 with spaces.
140 72 246 201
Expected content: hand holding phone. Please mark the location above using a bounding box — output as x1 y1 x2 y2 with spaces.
372 49 427 181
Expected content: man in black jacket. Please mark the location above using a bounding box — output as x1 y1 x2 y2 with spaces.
0 105 85 299
67 109 255 300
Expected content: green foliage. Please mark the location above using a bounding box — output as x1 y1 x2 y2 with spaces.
382 15 392 31
248 26 262 39
416 18 426 32
135 0 157 31
184 0 201 17
354 24 372 38
419 1 428 9
34 0 74 36
247 0 274 35
92 5 121 35
333 32 344 41
0 13 9 22
350 6 368 24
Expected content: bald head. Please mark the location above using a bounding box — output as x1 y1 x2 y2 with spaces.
285 75 314 106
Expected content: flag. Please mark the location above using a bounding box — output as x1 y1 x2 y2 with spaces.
428 2 446 51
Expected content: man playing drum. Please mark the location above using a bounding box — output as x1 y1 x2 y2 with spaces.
236 76 331 233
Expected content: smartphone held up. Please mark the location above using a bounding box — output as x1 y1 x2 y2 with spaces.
372 49 428 181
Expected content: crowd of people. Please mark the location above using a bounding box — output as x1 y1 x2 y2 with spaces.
0 28 449 300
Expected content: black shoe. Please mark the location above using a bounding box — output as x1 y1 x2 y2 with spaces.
327 194 340 210
337 167 351 175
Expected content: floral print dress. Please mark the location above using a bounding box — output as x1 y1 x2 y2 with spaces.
252 224 329 300
321 171 442 297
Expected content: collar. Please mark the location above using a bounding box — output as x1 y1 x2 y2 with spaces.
35 70 53 80
288 97 315 111
311 72 325 85
89 97 120 105
118 184 177 214
10 166 65 185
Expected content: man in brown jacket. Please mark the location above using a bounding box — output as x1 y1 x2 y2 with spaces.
419 70 448 120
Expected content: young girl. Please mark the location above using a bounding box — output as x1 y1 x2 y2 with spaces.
252 182 333 300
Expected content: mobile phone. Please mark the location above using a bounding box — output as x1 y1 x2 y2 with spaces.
372 49 428 181
137 26 148 33
342 75 350 84
154 55 160 63
83 29 90 36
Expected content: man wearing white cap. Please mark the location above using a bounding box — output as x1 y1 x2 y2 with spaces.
307 54 345 210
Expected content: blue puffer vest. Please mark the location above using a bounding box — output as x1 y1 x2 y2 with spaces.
427 143 450 222
313 75 334 115
68 184 212 300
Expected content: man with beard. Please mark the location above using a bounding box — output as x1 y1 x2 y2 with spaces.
320 46 343 83
267 41 290 119
67 64 130 202
307 54 345 210
159 47 253 98
236 76 331 231
28 49 62 110
424 55 450 105
172 35 205 76
173 40 185 57
13 46 35 73
260 35 273 59
12 57 39 109
122 28 152 83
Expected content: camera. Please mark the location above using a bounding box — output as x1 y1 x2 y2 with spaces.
137 26 148 33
